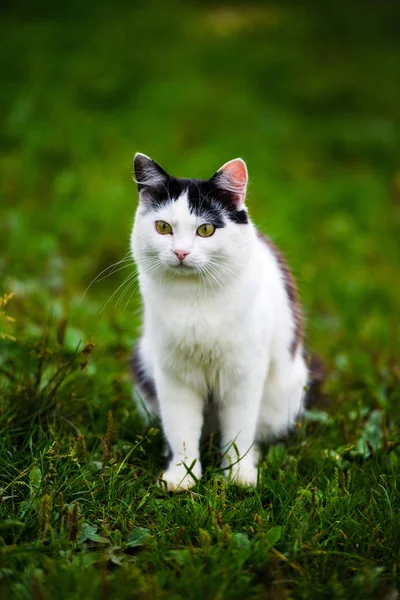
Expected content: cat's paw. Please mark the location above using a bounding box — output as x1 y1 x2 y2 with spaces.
226 464 258 488
158 462 201 492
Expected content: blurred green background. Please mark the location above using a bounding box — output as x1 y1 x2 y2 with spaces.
1 2 400 598
2 0 400 359
2 0 400 354
1 0 400 423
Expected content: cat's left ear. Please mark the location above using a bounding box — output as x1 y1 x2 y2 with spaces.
133 153 168 192
212 158 248 209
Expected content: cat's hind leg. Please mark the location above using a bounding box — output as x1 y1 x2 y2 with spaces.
256 351 308 442
131 341 160 423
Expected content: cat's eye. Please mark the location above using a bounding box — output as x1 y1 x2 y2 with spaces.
155 220 172 235
197 223 215 237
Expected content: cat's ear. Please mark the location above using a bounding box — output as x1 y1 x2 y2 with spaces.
212 158 248 209
133 153 168 191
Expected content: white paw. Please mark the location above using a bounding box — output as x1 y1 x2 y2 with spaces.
159 461 201 492
225 463 258 487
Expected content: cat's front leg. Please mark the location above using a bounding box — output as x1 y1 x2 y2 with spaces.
219 376 265 487
155 370 204 492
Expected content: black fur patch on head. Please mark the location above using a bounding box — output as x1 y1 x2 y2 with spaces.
134 156 248 227
139 176 190 213
187 179 248 226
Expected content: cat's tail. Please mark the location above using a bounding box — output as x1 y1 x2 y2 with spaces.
305 352 327 409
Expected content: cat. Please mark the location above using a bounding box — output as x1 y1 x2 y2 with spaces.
130 153 308 491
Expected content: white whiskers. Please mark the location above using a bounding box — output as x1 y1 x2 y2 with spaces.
81 250 133 301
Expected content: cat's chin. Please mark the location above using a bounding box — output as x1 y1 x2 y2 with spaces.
168 264 199 277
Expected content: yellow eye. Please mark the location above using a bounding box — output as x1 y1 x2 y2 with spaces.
155 220 172 235
197 223 215 237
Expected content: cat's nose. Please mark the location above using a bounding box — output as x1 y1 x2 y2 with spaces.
174 250 190 262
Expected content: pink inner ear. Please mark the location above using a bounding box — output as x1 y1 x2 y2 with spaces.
218 159 248 207
219 159 248 190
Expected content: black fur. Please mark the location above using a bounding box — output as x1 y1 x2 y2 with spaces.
131 343 157 402
134 155 248 227
187 178 248 226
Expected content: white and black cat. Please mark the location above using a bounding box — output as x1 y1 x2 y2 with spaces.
130 153 308 491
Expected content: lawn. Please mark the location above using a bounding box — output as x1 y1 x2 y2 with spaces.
1 1 400 598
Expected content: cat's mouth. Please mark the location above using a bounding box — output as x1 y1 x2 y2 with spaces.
169 261 198 275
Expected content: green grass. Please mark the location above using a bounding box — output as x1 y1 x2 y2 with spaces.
1 1 400 598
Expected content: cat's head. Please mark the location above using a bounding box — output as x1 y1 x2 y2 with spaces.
131 153 250 282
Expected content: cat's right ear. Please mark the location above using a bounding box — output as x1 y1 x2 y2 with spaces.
133 153 168 192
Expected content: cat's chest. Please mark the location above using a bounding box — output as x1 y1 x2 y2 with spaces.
155 297 235 361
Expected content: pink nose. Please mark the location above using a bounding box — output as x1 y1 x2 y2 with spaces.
174 250 190 262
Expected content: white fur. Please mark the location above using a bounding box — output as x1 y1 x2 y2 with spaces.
130 174 308 492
